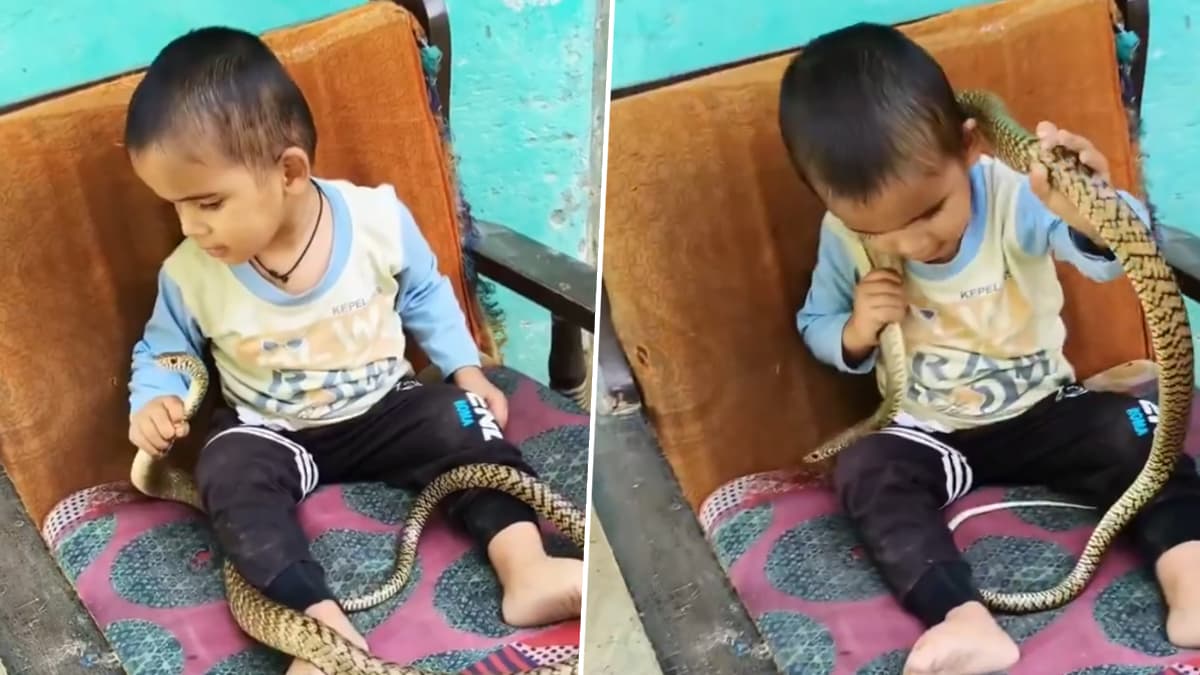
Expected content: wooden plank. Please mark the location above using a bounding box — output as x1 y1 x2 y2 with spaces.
583 510 663 674
0 466 120 674
590 411 778 674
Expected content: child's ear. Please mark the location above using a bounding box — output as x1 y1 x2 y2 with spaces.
961 117 984 164
278 146 312 194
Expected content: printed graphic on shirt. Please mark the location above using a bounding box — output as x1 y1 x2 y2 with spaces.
904 270 1036 358
227 289 406 421
899 264 1067 420
957 270 1011 300
908 348 1057 418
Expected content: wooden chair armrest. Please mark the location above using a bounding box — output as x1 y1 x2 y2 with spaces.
469 219 596 332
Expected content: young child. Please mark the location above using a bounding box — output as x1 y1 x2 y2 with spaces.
123 26 582 675
779 22 1200 675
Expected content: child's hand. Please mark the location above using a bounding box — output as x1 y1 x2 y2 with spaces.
453 366 509 429
844 269 906 358
129 395 189 457
1029 121 1111 244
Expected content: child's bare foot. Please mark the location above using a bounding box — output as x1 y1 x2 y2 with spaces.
1156 540 1200 647
488 522 584 627
285 599 371 675
500 555 583 627
903 601 1019 675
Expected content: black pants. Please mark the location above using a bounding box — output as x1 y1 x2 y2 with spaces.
834 384 1200 627
194 377 538 611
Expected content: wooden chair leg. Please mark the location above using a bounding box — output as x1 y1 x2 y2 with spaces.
549 315 591 410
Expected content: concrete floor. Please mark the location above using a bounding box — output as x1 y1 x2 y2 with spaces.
582 509 662 674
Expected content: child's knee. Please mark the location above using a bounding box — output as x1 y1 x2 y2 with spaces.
195 441 259 507
194 439 237 489
196 434 310 513
832 439 890 499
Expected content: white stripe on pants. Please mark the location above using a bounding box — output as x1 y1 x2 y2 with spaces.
875 426 974 507
205 426 320 497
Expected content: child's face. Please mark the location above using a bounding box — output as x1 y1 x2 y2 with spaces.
825 157 974 264
130 144 294 265
822 122 982 265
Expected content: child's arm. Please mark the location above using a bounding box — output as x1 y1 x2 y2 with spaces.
393 200 481 378
129 269 207 413
796 221 878 374
1013 178 1154 283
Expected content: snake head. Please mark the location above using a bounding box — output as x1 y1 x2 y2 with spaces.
154 352 203 375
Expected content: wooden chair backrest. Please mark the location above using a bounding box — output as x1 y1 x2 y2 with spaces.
0 3 493 524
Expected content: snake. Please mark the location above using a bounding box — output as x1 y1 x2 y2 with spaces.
800 89 1194 613
129 353 584 674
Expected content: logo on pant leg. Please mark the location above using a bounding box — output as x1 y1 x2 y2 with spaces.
1125 399 1160 437
1056 384 1088 400
453 399 474 427
453 392 504 441
395 378 422 392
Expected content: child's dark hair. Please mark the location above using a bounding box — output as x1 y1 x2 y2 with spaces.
125 26 317 167
778 22 966 202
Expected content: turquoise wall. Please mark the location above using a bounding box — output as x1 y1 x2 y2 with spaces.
0 0 604 382
611 1 988 90
614 0 1200 381
450 0 604 380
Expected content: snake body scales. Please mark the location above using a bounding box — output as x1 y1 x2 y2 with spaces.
801 89 1194 613
129 355 583 674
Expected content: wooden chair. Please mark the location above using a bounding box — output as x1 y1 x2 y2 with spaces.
594 0 1200 672
0 2 593 672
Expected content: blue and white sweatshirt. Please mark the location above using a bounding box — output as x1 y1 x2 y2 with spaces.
798 155 1152 432
128 177 480 431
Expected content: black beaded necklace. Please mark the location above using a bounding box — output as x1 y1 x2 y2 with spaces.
254 180 325 285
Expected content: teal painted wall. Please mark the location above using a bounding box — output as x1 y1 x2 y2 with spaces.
1138 4 1200 383
613 0 1200 380
450 0 604 381
611 1 989 90
0 0 605 382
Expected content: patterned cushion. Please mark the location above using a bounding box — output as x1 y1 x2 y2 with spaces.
42 366 586 674
700 381 1200 675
